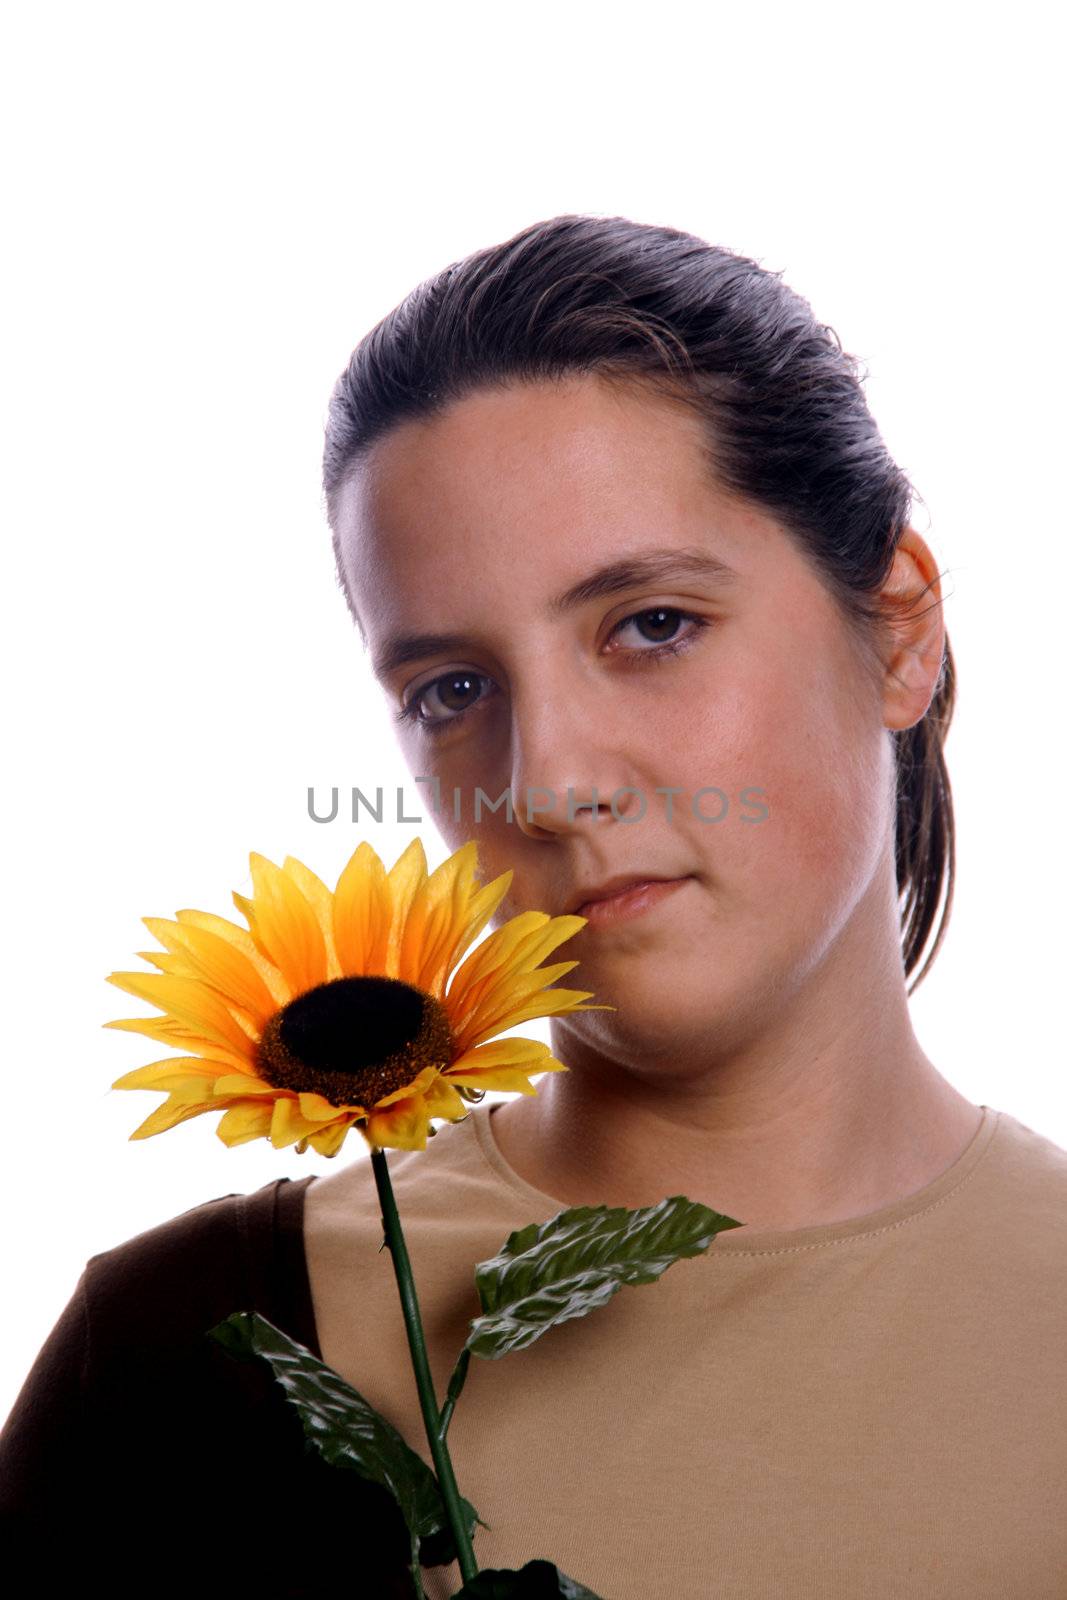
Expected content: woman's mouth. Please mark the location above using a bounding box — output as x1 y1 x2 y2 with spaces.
575 877 691 927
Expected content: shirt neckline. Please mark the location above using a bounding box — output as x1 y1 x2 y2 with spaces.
473 1099 1001 1256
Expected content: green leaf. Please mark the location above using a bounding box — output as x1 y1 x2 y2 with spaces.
467 1195 742 1359
206 1310 486 1570
453 1559 604 1597
439 1344 472 1438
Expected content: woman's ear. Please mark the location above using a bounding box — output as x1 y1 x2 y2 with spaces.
877 526 949 732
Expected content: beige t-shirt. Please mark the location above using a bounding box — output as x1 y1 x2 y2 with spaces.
303 1102 1067 1599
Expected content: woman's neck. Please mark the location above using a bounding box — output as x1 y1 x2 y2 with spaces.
488 953 980 1236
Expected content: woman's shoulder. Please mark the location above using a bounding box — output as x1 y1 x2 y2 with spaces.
1 1173 414 1593
81 1174 320 1355
85 1173 316 1266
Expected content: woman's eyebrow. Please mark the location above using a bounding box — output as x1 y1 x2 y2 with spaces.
547 545 739 615
370 545 738 682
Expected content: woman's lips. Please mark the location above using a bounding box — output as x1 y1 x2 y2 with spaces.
575 877 690 927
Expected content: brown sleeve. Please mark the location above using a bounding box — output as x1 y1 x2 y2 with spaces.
0 1185 420 1597
0 1268 92 1518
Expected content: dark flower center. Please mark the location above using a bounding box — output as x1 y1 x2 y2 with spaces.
254 975 455 1108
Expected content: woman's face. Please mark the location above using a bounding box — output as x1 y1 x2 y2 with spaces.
333 373 899 1073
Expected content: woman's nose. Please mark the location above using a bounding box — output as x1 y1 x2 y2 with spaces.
505 691 645 840
510 783 636 839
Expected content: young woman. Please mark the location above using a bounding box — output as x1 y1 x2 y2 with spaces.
4 214 1065 1598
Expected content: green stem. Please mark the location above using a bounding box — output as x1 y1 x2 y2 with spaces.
370 1146 479 1588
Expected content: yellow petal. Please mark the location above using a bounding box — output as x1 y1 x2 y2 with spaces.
142 917 278 1026
372 1063 439 1109
269 1093 321 1149
459 1067 544 1094
445 1035 568 1094
433 870 516 1001
128 1091 220 1141
443 911 553 1019
211 1073 277 1097
447 960 581 1045
297 1091 352 1121
458 990 607 1052
384 838 429 979
450 1036 555 1069
447 1062 566 1100
103 1015 256 1073
420 1074 469 1123
502 914 591 975
453 922 590 1032
135 950 187 975
112 1057 228 1092
361 1093 431 1151
447 909 547 985
332 841 393 977
396 840 478 993
174 908 290 1006
236 853 329 996
281 856 343 979
216 1100 276 1146
130 949 264 1039
105 972 257 1063
307 1120 354 1158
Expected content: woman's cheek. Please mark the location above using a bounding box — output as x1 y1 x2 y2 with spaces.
767 733 890 934
700 664 879 908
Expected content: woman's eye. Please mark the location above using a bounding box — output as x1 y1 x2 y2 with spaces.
394 607 710 735
394 670 490 732
609 606 701 652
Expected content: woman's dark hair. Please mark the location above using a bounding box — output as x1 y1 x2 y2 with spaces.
322 214 955 995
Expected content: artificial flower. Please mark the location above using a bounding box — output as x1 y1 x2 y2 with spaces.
107 838 602 1155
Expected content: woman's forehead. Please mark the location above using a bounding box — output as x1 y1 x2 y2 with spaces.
334 375 758 596
346 374 713 518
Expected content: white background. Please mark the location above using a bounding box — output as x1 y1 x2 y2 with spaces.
2 1 1063 1424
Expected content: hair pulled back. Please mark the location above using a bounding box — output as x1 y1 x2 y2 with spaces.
323 214 955 994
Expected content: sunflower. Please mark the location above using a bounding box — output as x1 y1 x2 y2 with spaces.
106 838 607 1156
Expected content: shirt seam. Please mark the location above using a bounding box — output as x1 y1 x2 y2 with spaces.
77 1267 93 1421
235 1188 252 1312
714 1110 1002 1257
472 1103 1002 1258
